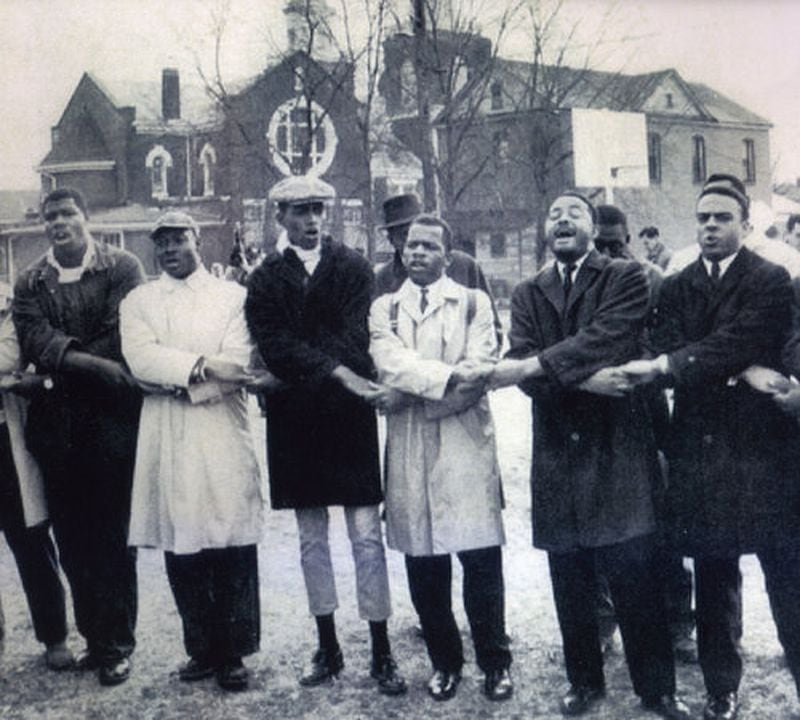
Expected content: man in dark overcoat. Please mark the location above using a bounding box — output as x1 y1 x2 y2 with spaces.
491 192 688 719
12 187 143 686
621 174 800 720
245 175 405 696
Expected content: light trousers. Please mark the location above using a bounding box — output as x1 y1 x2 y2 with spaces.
295 505 391 621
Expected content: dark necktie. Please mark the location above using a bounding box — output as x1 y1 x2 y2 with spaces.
563 263 576 302
710 260 721 286
420 287 428 314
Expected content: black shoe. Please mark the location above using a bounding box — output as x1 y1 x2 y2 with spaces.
179 657 215 682
74 648 100 671
560 685 606 716
484 667 513 701
216 659 249 692
370 654 407 696
299 647 344 686
427 669 461 701
99 657 131 686
703 692 739 720
45 642 75 671
643 694 691 720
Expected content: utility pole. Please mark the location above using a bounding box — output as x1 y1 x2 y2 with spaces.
413 0 438 211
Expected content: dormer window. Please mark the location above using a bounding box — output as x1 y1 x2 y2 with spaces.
199 143 217 197
145 144 173 199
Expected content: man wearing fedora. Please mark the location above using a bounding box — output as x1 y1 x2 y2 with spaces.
375 193 502 344
245 174 406 696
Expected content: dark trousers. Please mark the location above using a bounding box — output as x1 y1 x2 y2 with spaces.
0 425 67 646
405 545 511 675
165 545 260 663
696 546 800 697
37 424 138 663
549 533 676 699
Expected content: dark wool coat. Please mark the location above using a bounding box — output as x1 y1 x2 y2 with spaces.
245 238 382 510
508 250 663 552
651 247 800 556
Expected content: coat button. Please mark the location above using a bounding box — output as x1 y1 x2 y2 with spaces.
703 434 713 445
688 356 696 363
570 432 580 443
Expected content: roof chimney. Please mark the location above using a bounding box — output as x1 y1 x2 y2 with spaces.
162 68 180 121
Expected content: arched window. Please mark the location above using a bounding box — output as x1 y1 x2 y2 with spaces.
743 138 756 183
199 143 217 197
491 81 503 111
400 60 416 109
692 135 706 184
267 98 338 177
648 132 662 184
145 145 173 199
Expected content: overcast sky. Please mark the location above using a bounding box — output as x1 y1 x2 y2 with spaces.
1 0 798 190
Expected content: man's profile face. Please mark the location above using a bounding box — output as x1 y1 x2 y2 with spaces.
785 223 800 251
387 223 410 254
402 223 449 286
695 193 747 261
642 233 660 255
153 228 201 279
278 202 324 250
595 223 629 259
544 195 595 262
42 197 89 254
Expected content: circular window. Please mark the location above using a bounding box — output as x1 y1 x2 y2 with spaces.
267 98 338 177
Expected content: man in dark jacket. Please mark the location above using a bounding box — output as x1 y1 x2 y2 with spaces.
245 175 405 696
491 192 688 719
621 174 800 720
12 187 143 686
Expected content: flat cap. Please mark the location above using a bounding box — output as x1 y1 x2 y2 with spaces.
150 211 199 238
268 175 335 205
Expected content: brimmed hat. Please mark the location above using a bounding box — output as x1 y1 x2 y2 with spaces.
150 211 199 238
268 175 336 205
380 193 421 229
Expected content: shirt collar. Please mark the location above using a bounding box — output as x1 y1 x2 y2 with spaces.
701 250 739 279
161 265 211 293
46 235 97 283
557 250 590 280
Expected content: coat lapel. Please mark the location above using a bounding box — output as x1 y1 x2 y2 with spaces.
564 250 605 317
536 264 566 316
276 248 307 290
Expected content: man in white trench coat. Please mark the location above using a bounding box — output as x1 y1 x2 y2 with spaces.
120 211 265 692
369 214 513 703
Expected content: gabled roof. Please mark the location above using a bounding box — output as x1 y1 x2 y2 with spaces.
687 82 770 126
88 73 222 130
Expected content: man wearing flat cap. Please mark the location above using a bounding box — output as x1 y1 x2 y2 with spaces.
121 211 266 691
375 193 502 344
12 187 144 685
245 175 406 696
621 174 800 720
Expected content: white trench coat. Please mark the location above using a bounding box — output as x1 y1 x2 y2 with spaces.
369 276 505 556
120 268 264 554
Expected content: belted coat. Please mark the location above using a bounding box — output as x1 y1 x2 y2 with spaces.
245 238 382 510
508 250 663 552
650 247 800 555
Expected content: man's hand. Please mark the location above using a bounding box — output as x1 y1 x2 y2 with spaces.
331 365 384 401
89 357 138 390
578 367 632 397
245 369 285 394
0 372 50 398
204 358 256 384
617 358 665 386
374 388 412 415
450 359 494 386
488 356 542 390
772 384 800 414
738 365 792 395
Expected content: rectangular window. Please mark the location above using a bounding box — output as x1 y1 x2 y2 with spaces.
648 133 662 184
491 81 503 111
98 231 123 248
490 233 506 258
743 139 756 183
692 135 706 184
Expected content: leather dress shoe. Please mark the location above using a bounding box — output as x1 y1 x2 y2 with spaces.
299 647 344 686
45 642 75 671
484 667 513 701
179 657 215 682
703 692 739 720
643 694 691 720
99 657 131 686
560 685 606 716
216 659 249 691
427 669 461 701
370 654 407 695
74 648 100 671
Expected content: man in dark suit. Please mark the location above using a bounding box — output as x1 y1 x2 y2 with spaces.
621 174 800 720
245 175 405 696
491 192 688 719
